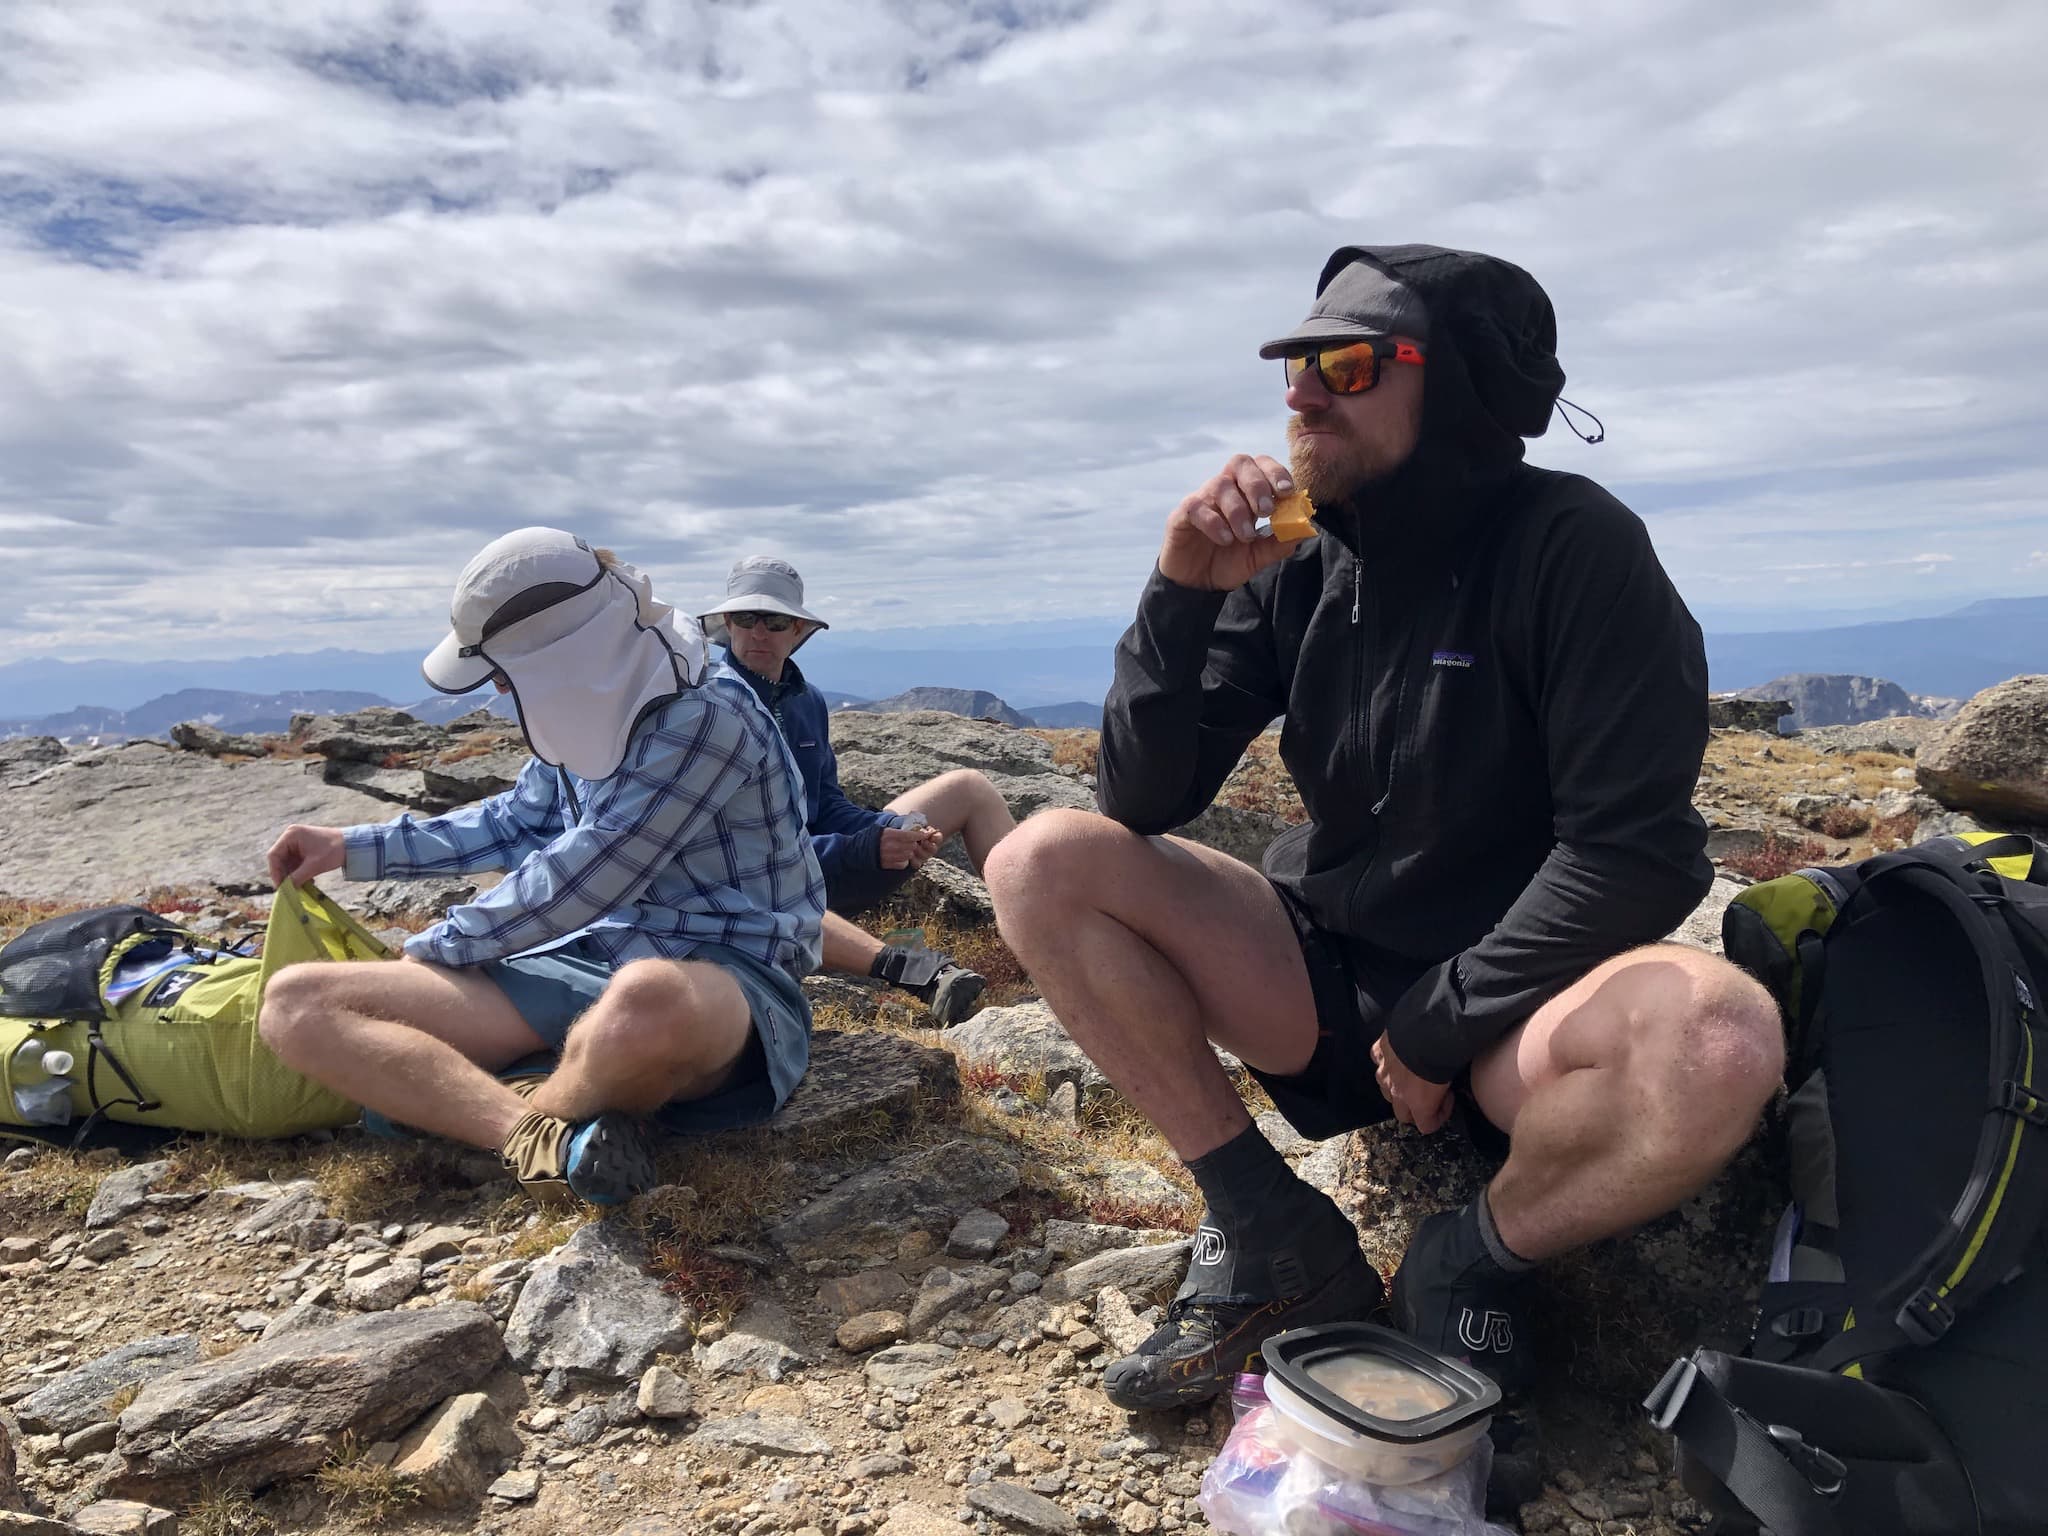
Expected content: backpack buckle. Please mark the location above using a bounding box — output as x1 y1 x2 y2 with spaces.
1765 1423 1848 1498
1768 1307 1826 1341
1896 1286 1957 1345
1643 1356 1697 1432
1999 1080 2048 1127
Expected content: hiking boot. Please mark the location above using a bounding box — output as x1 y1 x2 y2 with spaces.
500 1108 657 1207
871 945 986 1026
1390 1207 1538 1397
1099 1235 1385 1412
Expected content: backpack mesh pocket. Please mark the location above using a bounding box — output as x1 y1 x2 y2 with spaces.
0 907 183 1021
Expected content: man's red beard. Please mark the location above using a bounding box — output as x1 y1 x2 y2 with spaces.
1287 412 1365 506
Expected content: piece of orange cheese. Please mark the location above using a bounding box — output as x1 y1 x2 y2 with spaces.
1268 489 1318 542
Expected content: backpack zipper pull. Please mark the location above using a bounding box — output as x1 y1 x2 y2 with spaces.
1350 562 1362 625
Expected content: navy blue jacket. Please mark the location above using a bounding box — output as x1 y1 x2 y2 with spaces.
724 648 902 883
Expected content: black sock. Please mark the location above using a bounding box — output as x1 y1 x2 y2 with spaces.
1472 1187 1536 1275
1185 1124 1328 1239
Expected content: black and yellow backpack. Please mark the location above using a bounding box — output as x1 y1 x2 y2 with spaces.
1647 832 2048 1535
0 882 385 1145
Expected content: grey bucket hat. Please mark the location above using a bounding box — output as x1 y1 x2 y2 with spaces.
699 555 828 649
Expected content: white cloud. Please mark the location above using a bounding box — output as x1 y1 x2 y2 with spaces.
0 0 2044 660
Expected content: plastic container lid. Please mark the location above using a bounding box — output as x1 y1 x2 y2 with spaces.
1258 1323 1501 1485
41 1050 74 1077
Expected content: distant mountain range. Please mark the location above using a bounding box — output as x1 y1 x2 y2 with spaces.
0 681 1087 743
0 688 390 742
1732 674 1960 731
5 596 2041 737
1703 596 2048 698
854 688 1033 728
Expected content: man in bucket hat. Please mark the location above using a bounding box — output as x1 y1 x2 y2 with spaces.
702 555 1017 1025
259 528 825 1205
987 245 1782 1410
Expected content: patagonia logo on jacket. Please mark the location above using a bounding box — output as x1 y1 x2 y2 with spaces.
1431 650 1476 669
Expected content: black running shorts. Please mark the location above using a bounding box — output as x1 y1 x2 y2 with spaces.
1249 883 1509 1161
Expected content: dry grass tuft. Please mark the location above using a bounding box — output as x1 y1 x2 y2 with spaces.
1815 803 1872 839
1868 809 1919 851
647 1239 754 1328
1722 831 1834 883
1215 735 1309 826
308 1143 428 1224
956 1059 1034 1100
182 1478 274 1536
1026 728 1100 776
642 1135 797 1249
1085 1194 1199 1233
504 1212 586 1260
4 1146 115 1220
315 1435 420 1527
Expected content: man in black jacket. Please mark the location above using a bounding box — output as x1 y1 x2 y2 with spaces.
985 245 1783 1411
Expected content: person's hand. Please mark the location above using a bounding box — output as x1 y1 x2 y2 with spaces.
1372 1033 1454 1135
879 825 945 870
266 825 347 887
1158 453 1309 592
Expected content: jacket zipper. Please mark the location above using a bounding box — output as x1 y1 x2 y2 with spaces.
1350 555 1370 798
1372 646 1410 817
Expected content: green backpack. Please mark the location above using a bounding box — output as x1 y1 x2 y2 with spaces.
0 883 387 1144
1648 831 2048 1535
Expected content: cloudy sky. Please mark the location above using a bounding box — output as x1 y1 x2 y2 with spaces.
2 0 2044 663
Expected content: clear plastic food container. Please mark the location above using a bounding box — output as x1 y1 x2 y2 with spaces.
1259 1322 1502 1487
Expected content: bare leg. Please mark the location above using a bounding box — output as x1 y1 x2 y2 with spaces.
888 768 1018 873
1466 945 1783 1261
259 959 550 1152
525 958 754 1124
984 808 1318 1163
820 910 886 975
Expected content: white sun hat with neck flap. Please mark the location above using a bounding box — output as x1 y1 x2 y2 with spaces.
422 527 708 781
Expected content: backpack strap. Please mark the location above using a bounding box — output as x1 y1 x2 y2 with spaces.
81 1021 160 1122
1647 1354 1846 1535
1838 851 2048 1348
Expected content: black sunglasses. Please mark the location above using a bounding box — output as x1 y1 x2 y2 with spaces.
727 611 798 633
1282 338 1426 395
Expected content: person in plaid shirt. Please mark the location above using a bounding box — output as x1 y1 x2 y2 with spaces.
259 528 825 1206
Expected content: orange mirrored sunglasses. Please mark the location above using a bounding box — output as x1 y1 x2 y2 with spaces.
1282 339 1426 395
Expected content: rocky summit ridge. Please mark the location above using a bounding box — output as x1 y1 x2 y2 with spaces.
2 676 2044 1536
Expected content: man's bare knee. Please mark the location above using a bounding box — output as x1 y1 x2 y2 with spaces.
258 963 336 1061
578 961 740 1078
986 809 1120 914
1625 948 1784 1161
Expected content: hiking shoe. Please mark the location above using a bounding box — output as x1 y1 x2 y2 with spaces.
1100 1248 1386 1412
917 961 986 1025
500 1108 656 1207
871 945 986 1026
1390 1207 1538 1397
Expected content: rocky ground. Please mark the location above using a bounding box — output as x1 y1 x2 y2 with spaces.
3 680 2044 1536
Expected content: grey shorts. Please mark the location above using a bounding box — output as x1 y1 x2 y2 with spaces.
479 937 811 1135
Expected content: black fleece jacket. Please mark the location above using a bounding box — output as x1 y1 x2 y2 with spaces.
1097 245 1712 1084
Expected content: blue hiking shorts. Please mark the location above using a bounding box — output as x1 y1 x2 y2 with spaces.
479 938 811 1135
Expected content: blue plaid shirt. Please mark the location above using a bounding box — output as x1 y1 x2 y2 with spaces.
342 665 825 979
